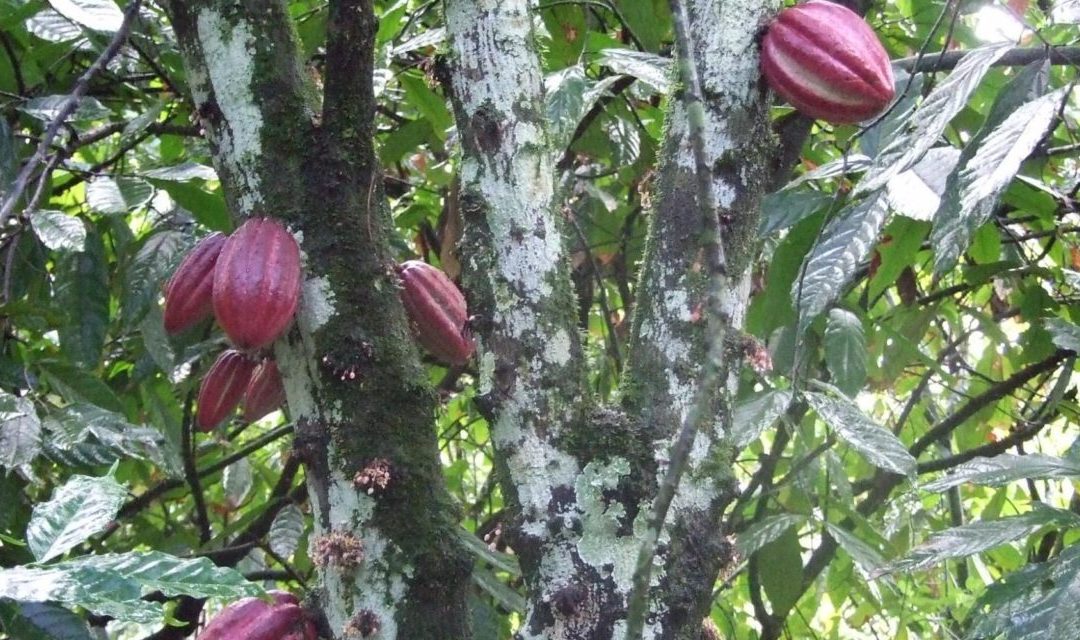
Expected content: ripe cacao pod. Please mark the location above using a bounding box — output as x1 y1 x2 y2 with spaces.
164 233 227 335
213 218 302 351
198 593 316 640
197 350 257 431
760 0 895 124
243 359 286 423
398 260 475 365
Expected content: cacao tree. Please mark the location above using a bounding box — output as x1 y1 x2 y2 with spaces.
1 0 1079 639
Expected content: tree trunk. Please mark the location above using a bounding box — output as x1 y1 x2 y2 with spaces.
165 1 472 637
165 0 781 636
445 0 778 638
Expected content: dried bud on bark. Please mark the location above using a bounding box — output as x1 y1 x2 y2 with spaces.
244 359 286 422
163 233 227 335
198 594 316 640
311 530 365 568
213 218 302 350
761 0 895 123
197 350 257 431
397 260 475 365
345 610 381 638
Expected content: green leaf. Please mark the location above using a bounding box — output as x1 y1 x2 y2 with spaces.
759 187 834 234
784 155 872 190
731 389 792 448
0 600 93 640
805 392 916 477
966 544 1080 640
26 9 84 43
545 65 589 151
39 361 123 412
121 229 188 329
924 453 1080 492
595 48 670 94
148 179 230 231
223 458 253 508
824 309 866 396
60 551 263 599
19 95 110 122
1045 318 1080 353
757 524 803 618
268 504 305 560
884 147 959 221
857 43 1012 195
0 391 41 468
85 176 154 214
0 552 261 624
824 523 887 578
932 85 1066 274
0 564 155 622
794 192 890 331
53 229 109 368
44 403 179 476
611 0 666 51
457 528 521 577
47 0 123 32
471 566 525 615
736 514 805 557
141 162 217 182
399 73 452 141
26 470 127 562
885 505 1080 574
30 210 86 252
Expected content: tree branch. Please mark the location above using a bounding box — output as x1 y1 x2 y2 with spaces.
0 0 141 227
896 45 1080 73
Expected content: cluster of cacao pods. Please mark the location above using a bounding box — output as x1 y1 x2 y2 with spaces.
199 591 316 640
163 218 299 430
196 352 285 431
760 0 895 124
397 260 475 365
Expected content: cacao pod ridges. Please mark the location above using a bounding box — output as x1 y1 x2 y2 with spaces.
213 217 302 351
761 0 895 124
196 349 257 431
397 260 475 366
163 233 227 335
244 359 286 423
197 593 316 640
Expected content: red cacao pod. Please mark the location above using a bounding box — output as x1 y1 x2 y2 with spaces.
198 595 315 640
197 597 271 640
213 218 302 350
243 359 286 422
164 233 227 335
761 0 895 124
197 350 257 431
398 260 475 365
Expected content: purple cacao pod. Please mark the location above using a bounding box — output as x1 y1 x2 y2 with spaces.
213 218 302 351
197 597 271 640
398 260 475 366
163 233 227 335
241 603 317 640
761 0 895 124
243 359 286 423
197 350 257 431
198 594 315 640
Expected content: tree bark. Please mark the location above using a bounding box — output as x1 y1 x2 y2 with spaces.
165 1 472 637
445 0 778 638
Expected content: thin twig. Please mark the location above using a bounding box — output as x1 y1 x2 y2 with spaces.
0 0 141 226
